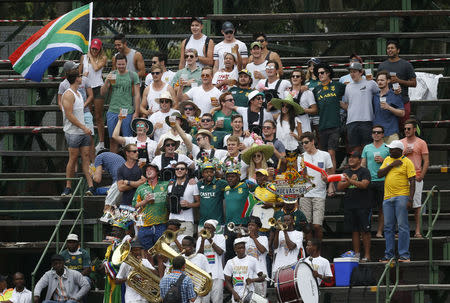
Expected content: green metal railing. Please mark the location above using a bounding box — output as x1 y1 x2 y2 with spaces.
0 177 86 298
376 258 400 303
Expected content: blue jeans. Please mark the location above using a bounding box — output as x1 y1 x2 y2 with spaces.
383 195 410 259
106 112 133 138
138 224 167 250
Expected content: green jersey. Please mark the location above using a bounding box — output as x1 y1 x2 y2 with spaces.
60 248 90 272
224 181 252 225
198 178 228 225
132 181 169 226
313 81 345 130
213 110 238 132
108 71 139 114
274 208 307 231
229 86 252 107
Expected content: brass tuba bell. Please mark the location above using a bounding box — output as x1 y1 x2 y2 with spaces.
162 227 186 243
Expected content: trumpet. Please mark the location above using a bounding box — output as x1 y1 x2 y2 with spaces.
268 217 288 231
162 227 186 243
199 229 212 239
227 222 249 236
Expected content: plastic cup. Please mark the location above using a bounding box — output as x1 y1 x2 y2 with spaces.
169 116 176 127
380 96 387 106
110 73 116 85
393 83 400 90
389 72 397 77
119 108 128 120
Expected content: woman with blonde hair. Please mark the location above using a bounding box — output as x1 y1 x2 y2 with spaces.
242 143 274 182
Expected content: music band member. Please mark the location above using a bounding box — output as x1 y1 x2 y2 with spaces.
304 238 333 285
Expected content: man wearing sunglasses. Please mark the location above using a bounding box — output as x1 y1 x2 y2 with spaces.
170 48 202 94
196 113 226 149
249 32 283 77
148 92 178 143
145 52 175 87
235 90 274 133
213 21 248 74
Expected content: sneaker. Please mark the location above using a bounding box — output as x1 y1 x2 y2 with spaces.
95 142 105 154
379 256 391 263
61 187 72 196
398 256 411 263
85 187 95 196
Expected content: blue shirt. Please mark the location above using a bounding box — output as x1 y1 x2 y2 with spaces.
362 143 390 182
373 90 404 136
160 271 196 303
94 152 125 182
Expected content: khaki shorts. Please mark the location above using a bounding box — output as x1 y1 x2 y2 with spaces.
383 133 399 144
179 221 195 237
413 180 424 208
299 197 326 225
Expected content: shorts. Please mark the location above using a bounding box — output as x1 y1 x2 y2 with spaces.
106 111 133 138
413 180 423 208
318 128 339 151
105 182 123 206
347 121 372 147
84 111 94 135
299 197 325 225
137 224 167 250
65 133 91 148
383 133 399 144
179 221 195 237
92 86 105 99
344 208 372 232
369 181 384 208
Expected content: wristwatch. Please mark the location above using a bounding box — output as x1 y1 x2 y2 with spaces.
127 180 131 186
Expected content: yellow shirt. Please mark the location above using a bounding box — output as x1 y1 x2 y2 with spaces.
254 184 282 208
380 156 416 200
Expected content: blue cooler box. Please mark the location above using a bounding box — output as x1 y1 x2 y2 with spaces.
333 257 359 286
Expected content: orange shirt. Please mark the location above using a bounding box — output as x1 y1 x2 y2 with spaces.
401 137 428 176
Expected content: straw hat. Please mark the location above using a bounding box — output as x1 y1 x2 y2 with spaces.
160 134 181 152
179 100 201 117
156 91 174 104
271 94 305 115
242 143 274 165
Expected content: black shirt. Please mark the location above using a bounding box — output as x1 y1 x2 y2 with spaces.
342 166 371 209
117 162 142 206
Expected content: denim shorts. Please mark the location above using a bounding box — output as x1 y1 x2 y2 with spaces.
65 133 91 148
106 112 133 138
84 111 94 135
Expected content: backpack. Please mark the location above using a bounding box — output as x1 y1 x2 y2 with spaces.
264 79 282 102
163 274 185 303
350 265 376 286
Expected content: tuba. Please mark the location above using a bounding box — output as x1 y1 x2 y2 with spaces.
162 227 186 243
111 241 161 303
148 234 213 296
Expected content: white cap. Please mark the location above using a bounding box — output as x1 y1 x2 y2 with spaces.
204 219 218 229
66 233 79 241
247 90 264 103
234 237 247 245
386 140 404 151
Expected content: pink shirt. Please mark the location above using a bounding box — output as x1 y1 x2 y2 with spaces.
401 137 428 176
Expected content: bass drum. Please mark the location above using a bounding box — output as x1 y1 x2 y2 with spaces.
242 291 269 303
274 261 319 303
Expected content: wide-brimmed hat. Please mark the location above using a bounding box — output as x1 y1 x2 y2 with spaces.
242 143 274 165
271 94 305 115
156 91 174 105
195 129 213 140
160 134 181 152
179 100 201 117
131 118 153 135
165 111 188 129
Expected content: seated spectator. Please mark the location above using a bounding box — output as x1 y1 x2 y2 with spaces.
229 69 253 107
140 63 176 116
178 66 221 116
223 114 254 150
9 272 32 303
220 135 249 179
113 118 157 165
304 239 333 285
339 54 365 84
261 120 286 168
179 17 214 69
256 60 291 110
192 129 228 163
179 100 201 136
197 113 227 149
145 52 175 87
250 32 283 76
242 143 274 182
246 41 267 87
60 234 91 280
0 275 13 301
213 21 248 73
213 53 238 92
34 254 90 303
117 143 146 206
235 90 274 133
212 92 238 132
157 112 193 156
171 48 202 94
373 71 405 143
148 91 179 143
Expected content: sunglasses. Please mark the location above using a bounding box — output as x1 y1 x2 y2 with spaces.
160 99 171 104
165 143 176 147
224 30 233 35
136 123 146 128
201 74 211 78
127 149 138 153
254 95 263 100
301 140 310 145
151 61 158 64
175 167 186 171
404 127 413 130
253 154 262 158
224 98 234 102
256 39 265 43
184 107 194 111
318 71 327 75
262 126 272 129
372 131 384 134
201 119 212 122
266 66 276 70
185 54 195 59
291 75 301 79
151 71 161 75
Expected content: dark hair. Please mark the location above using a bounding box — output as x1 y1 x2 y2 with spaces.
280 103 297 132
372 125 385 132
116 53 127 62
202 113 213 120
310 238 322 251
153 52 168 65
182 236 196 247
313 62 334 79
263 120 276 129
175 161 188 169
266 60 279 70
291 69 306 85
386 40 400 50
376 70 391 80
299 132 316 143
172 255 186 270
253 32 267 41
51 254 65 262
231 114 243 122
248 216 262 228
113 33 126 43
349 53 363 63
404 118 417 128
167 219 181 227
66 69 80 84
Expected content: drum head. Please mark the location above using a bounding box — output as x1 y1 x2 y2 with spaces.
295 262 319 303
243 291 268 303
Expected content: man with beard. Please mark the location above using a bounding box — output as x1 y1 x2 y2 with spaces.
229 69 254 107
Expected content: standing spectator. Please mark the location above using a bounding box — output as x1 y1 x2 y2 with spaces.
339 54 365 84
362 125 390 238
171 49 202 94
337 151 372 261
179 17 214 69
378 40 417 123
111 33 145 80
245 41 267 87
167 162 200 237
220 135 249 180
256 61 291 108
212 92 238 132
250 32 283 76
298 132 334 240
305 57 320 89
148 92 179 143
197 113 227 150
223 115 254 150
145 52 176 87
34 254 90 303
341 62 380 153
273 199 308 232
9 272 32 303
212 53 238 92
261 120 286 169
0 275 13 301
160 256 196 303
79 38 108 153
236 90 274 132
141 64 176 116
303 239 333 285
373 71 405 143
101 53 140 153
133 163 169 250
180 100 202 135
60 69 95 196
60 234 91 278
401 119 429 238
242 143 274 182
312 62 346 170
178 66 221 115
378 140 416 262
117 143 146 206
228 69 253 107
213 21 248 73
192 129 227 163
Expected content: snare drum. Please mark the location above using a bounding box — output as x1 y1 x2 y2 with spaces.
274 261 319 303
242 291 269 303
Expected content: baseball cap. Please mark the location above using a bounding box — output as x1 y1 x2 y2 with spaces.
191 17 202 24
250 41 262 49
347 62 363 71
239 69 252 78
91 38 102 50
51 254 65 262
201 162 215 171
247 90 264 102
234 238 247 245
63 61 80 73
386 140 404 151
66 233 79 241
307 57 321 65
255 168 269 176
222 21 235 32
348 151 362 158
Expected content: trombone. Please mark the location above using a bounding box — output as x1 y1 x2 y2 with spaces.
268 217 288 231
227 222 249 236
162 227 186 243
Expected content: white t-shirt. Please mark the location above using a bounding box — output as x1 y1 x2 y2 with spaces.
242 236 269 275
343 79 379 124
169 234 186 253
10 288 32 303
214 40 248 71
212 68 238 92
192 146 228 165
196 234 226 280
151 154 193 171
123 136 158 163
283 89 316 133
256 79 291 98
159 131 193 156
223 134 254 149
304 256 333 285
117 259 155 303
273 230 304 275
148 109 178 143
298 150 333 198
276 116 302 151
145 70 175 87
236 106 274 131
246 60 267 88
223 255 260 303
184 252 210 274
186 86 222 115
167 182 199 223
145 82 170 113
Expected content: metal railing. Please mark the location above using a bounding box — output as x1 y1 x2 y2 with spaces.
376 258 400 303
0 177 85 298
